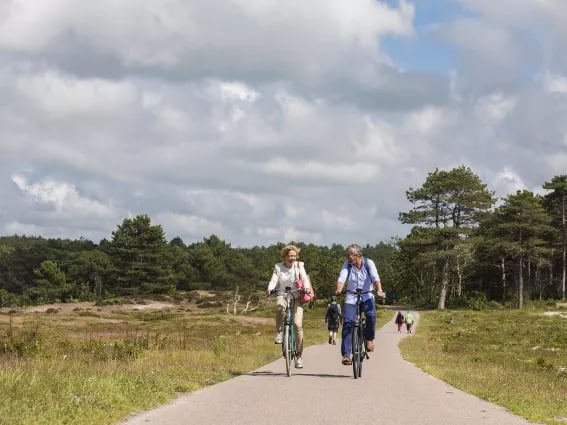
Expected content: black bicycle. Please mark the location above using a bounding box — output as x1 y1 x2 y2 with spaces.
344 288 373 379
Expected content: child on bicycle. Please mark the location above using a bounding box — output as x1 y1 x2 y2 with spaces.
335 244 384 365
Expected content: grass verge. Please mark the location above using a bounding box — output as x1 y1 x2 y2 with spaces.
399 307 567 425
0 299 343 425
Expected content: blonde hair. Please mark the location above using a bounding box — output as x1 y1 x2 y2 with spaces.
281 244 300 259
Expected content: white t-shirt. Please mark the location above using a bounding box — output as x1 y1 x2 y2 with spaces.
337 258 380 305
267 261 310 296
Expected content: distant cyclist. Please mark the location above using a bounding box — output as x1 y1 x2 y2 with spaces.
266 244 311 369
335 244 384 366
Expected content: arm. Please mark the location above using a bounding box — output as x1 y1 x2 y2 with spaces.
374 278 384 297
335 263 348 295
298 262 312 292
368 259 384 297
266 264 279 296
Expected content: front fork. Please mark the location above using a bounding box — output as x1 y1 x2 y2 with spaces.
282 307 295 358
355 313 369 360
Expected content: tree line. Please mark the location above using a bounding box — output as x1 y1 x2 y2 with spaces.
0 167 565 310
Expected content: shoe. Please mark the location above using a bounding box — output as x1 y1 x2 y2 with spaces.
332 340 336 345
295 357 303 368
328 336 332 344
366 340 375 352
342 356 352 365
274 330 283 344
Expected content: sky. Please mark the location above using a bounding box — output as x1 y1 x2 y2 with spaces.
0 0 566 248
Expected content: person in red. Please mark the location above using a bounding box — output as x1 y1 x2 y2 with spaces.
395 310 405 333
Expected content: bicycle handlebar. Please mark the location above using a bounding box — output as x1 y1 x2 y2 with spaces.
267 286 309 298
340 289 374 296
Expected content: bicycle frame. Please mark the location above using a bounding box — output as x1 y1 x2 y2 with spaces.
345 288 372 379
270 286 300 377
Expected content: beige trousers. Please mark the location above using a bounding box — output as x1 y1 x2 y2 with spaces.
275 295 304 356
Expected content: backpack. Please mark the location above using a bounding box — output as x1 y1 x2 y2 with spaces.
327 303 340 322
345 257 372 284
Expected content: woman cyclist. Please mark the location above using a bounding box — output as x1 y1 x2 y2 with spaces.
267 244 311 369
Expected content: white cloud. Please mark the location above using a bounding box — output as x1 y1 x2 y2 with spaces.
0 0 565 248
321 210 354 229
404 106 447 137
221 81 259 102
544 153 567 175
261 157 378 183
4 221 43 236
155 212 224 241
354 118 409 165
538 70 567 94
11 174 115 217
282 227 322 244
474 92 516 123
0 0 414 81
15 70 139 119
492 168 526 196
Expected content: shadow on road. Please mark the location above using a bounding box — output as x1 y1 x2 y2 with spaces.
247 371 351 379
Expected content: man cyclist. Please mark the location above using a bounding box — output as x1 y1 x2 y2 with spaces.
335 244 385 365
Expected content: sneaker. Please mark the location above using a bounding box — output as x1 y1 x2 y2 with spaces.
328 336 332 344
366 340 375 352
274 330 283 344
332 340 336 345
342 356 352 365
295 357 303 368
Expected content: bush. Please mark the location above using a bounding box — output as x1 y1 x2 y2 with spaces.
466 291 489 311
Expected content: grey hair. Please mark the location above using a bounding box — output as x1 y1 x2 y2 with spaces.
345 244 363 256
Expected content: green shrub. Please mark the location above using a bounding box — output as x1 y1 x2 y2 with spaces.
466 291 489 311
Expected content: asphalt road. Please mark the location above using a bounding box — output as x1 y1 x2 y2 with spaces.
119 310 542 425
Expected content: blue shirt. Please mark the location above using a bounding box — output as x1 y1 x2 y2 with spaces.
337 258 380 305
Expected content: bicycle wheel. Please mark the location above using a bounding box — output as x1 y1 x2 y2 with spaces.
352 324 362 379
284 325 292 377
358 325 365 378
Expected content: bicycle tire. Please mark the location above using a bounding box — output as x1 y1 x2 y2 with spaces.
358 324 365 377
352 324 361 379
284 325 292 377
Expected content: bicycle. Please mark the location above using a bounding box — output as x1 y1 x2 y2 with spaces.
269 286 305 376
343 288 373 379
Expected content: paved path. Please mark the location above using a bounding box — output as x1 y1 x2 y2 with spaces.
119 310 542 425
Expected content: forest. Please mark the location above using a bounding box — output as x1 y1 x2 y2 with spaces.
0 166 565 310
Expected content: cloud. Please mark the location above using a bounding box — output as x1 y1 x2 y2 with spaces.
11 174 116 217
0 0 414 83
14 69 139 118
474 92 516 123
0 1 565 248
538 70 567 94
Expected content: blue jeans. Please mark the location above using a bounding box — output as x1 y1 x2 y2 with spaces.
341 298 376 357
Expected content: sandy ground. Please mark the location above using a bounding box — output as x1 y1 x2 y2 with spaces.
0 301 177 315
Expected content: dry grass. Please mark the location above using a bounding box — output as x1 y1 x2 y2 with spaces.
0 293 332 425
